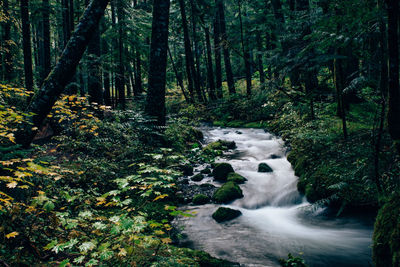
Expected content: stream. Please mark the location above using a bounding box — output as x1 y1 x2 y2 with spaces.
175 127 374 267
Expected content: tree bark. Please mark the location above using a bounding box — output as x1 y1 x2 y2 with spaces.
178 0 197 102
387 0 400 153
20 0 34 92
168 46 190 103
145 0 170 126
217 0 236 94
115 0 125 109
2 0 14 82
205 25 217 100
256 32 265 87
213 8 223 98
16 0 110 147
87 25 103 104
41 0 51 85
238 0 251 95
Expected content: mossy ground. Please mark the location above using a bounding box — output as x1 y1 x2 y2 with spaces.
212 181 243 204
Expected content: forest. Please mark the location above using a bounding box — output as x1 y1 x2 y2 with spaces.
0 0 400 266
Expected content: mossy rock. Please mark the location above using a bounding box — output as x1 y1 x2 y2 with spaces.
179 164 194 176
189 127 204 141
227 172 247 184
212 163 235 182
203 140 236 154
212 207 242 223
258 163 273 173
212 181 243 204
373 193 400 267
192 194 210 205
200 168 211 175
191 173 204 182
270 154 281 159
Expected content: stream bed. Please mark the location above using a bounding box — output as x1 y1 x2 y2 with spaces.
175 127 374 267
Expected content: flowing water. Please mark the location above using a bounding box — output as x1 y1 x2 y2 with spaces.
175 127 374 267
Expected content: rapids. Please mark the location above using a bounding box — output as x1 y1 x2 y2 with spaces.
175 127 373 267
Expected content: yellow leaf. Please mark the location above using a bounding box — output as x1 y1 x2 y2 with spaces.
153 194 168 202
6 181 17 188
5 232 19 239
118 248 127 257
161 238 172 244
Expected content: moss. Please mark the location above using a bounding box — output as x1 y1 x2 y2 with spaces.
227 172 247 184
243 121 268 128
203 140 236 152
212 181 243 204
373 193 400 267
213 121 226 127
212 207 242 223
192 194 210 205
258 163 273 173
191 173 204 182
212 163 235 182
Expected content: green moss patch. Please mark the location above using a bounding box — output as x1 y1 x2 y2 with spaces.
212 181 243 204
227 172 247 184
191 173 204 182
192 194 210 205
258 163 273 173
212 207 242 223
212 163 235 182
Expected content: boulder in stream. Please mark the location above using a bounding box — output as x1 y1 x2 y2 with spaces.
258 163 273 173
179 164 194 176
191 173 204 182
192 194 210 205
212 207 242 223
227 172 247 184
212 181 243 203
212 163 234 181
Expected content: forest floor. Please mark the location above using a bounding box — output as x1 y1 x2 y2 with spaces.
1 83 399 266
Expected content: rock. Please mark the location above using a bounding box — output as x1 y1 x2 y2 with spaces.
227 173 247 184
212 181 243 204
373 193 400 267
189 127 204 141
258 163 273 173
191 173 204 182
200 168 212 175
212 207 242 223
203 140 237 155
179 164 194 176
192 194 210 205
212 163 235 182
235 131 242 135
270 154 281 159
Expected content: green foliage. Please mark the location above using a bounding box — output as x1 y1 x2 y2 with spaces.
279 254 308 267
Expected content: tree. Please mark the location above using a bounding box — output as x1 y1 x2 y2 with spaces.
1 0 14 82
213 5 223 98
20 0 34 93
217 0 235 95
16 0 111 147
144 0 171 126
386 0 400 153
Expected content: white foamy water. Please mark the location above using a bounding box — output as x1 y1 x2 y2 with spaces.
176 127 373 267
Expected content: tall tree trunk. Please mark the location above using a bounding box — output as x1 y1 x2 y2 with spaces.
217 0 236 94
87 25 103 104
42 0 51 84
189 0 204 102
16 0 110 147
334 51 348 140
2 0 14 82
145 0 170 126
178 0 198 102
62 0 72 47
256 32 265 87
134 47 143 96
213 8 223 98
238 0 251 95
21 0 34 93
115 0 125 109
387 0 400 153
168 46 190 103
205 25 216 100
